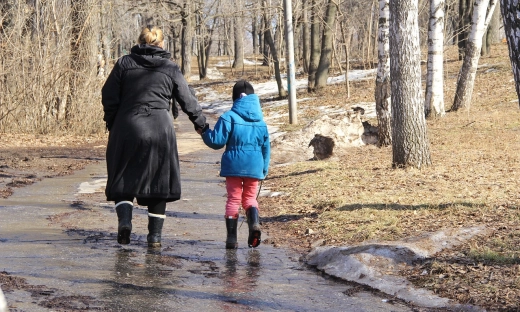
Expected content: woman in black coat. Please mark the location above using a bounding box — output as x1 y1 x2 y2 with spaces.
102 26 207 248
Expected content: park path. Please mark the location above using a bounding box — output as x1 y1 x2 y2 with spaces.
0 115 418 311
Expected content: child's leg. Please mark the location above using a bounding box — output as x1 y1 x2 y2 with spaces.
224 177 242 249
242 178 261 247
241 178 259 210
225 177 243 217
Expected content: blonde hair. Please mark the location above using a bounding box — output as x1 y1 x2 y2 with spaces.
138 26 164 46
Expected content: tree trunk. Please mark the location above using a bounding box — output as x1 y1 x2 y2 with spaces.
263 0 287 98
252 15 258 55
501 0 520 106
452 0 497 111
424 0 445 118
340 23 351 98
302 0 310 73
482 0 501 56
308 0 320 91
375 0 391 147
181 1 193 81
274 14 284 71
315 0 337 89
390 0 432 169
262 11 271 66
171 24 179 61
366 0 376 67
458 0 472 60
232 0 244 69
259 25 264 61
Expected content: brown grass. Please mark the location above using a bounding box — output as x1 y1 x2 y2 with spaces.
247 43 520 310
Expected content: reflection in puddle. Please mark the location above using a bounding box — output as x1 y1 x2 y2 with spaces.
222 249 261 294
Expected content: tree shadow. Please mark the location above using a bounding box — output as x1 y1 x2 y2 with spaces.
260 213 305 224
337 202 480 212
265 168 323 180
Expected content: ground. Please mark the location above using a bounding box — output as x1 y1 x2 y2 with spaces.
1 43 520 311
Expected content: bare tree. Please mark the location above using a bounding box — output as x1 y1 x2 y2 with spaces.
424 0 445 118
452 0 497 111
457 0 472 60
301 0 310 73
375 0 391 147
482 0 501 56
390 0 432 168
307 0 321 91
263 0 287 98
181 0 194 80
500 0 520 106
0 0 103 133
196 0 219 79
232 0 245 69
314 0 338 89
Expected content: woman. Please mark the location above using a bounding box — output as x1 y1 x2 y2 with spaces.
102 26 207 248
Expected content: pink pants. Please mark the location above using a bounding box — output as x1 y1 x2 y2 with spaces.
225 177 259 217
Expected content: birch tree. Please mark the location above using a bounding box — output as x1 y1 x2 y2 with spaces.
389 0 431 168
424 0 445 118
500 0 520 106
452 0 497 111
375 0 391 146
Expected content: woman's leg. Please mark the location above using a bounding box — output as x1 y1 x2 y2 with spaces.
114 198 134 245
147 199 166 215
147 199 166 248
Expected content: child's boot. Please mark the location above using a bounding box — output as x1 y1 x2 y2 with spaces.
225 214 239 249
147 213 165 248
115 201 133 244
246 207 261 248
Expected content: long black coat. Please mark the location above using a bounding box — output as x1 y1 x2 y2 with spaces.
102 44 206 205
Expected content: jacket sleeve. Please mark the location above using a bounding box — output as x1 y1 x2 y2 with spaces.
101 60 123 131
262 127 271 178
202 116 231 150
171 67 206 130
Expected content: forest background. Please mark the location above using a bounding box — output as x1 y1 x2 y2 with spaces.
1 0 520 310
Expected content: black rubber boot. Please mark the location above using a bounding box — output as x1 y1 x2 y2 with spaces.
115 201 133 245
246 207 261 248
147 214 165 248
225 215 238 249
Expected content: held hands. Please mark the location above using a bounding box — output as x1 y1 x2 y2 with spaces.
196 123 210 135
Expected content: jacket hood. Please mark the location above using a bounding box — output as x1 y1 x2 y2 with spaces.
231 94 263 122
130 44 171 68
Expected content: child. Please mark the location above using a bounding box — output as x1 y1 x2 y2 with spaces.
201 80 270 249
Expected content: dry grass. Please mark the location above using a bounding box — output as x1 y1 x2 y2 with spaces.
251 43 520 310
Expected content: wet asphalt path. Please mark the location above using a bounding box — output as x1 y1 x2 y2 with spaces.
0 118 417 311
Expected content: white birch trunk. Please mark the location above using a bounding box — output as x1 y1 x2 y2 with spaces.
452 0 497 111
424 0 445 118
375 0 391 146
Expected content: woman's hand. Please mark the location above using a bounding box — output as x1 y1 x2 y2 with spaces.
196 123 209 135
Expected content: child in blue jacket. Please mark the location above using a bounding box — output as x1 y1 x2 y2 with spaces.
201 80 270 249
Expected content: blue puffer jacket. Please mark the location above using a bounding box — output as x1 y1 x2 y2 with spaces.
202 94 270 179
